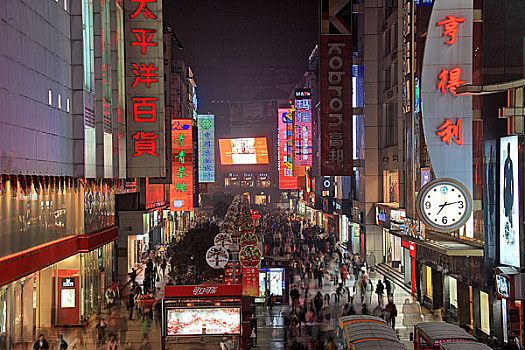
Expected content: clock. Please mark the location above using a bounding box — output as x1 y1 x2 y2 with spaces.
416 178 472 233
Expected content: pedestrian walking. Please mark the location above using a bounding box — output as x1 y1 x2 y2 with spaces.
128 290 135 320
160 259 167 278
33 334 50 350
326 336 337 350
250 328 257 345
386 299 398 329
96 317 107 345
376 280 385 306
120 314 128 345
106 334 118 350
56 334 68 350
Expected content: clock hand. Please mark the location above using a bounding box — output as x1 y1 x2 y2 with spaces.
436 202 448 215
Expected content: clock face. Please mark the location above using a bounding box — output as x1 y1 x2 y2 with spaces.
417 178 472 232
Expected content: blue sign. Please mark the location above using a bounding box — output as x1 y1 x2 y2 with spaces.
197 115 215 183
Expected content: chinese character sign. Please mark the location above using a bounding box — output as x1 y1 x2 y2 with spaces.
320 35 353 176
242 266 259 297
197 115 215 183
125 0 165 177
294 89 312 166
170 120 193 211
437 119 463 146
278 108 298 190
437 15 465 46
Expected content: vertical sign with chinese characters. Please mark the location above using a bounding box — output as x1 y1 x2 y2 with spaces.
294 89 312 166
170 120 193 211
242 267 259 297
320 0 353 176
421 1 473 194
197 115 215 183
278 108 298 190
125 0 166 177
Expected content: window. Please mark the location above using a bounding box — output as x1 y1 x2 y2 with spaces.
58 94 62 109
48 90 52 105
82 0 94 91
66 98 70 113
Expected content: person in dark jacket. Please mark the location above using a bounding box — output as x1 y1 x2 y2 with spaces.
33 334 50 350
375 280 385 306
56 334 68 350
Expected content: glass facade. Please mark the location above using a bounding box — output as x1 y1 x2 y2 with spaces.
0 178 83 257
82 0 94 92
84 180 116 234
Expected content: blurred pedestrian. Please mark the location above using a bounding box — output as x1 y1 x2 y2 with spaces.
120 314 128 345
375 280 385 306
96 317 107 345
326 337 337 350
56 334 68 350
137 338 151 350
128 289 135 320
106 334 118 350
386 299 398 329
33 334 50 350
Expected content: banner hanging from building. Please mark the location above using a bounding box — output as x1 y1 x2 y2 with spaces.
197 115 215 183
124 0 166 177
294 89 312 166
278 108 298 189
170 120 193 211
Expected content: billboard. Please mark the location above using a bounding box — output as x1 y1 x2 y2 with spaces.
197 115 215 182
166 307 241 336
320 34 353 176
219 138 269 165
499 136 520 267
170 120 193 211
278 108 298 189
294 89 312 166
124 0 165 177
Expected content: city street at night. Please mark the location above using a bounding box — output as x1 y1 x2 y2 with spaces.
0 0 524 349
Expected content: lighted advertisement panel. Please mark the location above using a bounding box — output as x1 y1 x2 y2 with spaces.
170 120 193 211
197 115 215 182
499 136 520 267
124 0 166 177
294 89 312 166
166 307 241 336
219 138 269 165
278 108 298 189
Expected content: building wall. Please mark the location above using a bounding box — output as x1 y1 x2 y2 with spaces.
0 1 73 176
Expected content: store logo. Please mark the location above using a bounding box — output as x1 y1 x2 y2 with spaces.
192 286 218 295
62 278 75 288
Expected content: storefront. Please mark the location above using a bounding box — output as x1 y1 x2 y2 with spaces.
495 267 524 345
350 223 362 256
401 239 416 295
382 228 402 269
0 239 115 349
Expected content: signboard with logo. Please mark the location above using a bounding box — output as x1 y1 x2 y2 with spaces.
499 136 520 267
197 115 215 183
278 108 298 189
164 285 242 298
320 0 353 176
421 0 473 195
170 119 193 211
61 278 75 288
294 89 312 166
165 307 241 336
124 0 166 177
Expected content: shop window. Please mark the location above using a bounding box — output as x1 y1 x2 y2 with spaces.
383 170 399 203
423 265 432 299
480 291 490 335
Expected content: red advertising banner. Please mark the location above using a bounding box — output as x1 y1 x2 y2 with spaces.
169 119 193 211
278 108 298 189
164 284 242 298
320 34 353 176
242 266 259 297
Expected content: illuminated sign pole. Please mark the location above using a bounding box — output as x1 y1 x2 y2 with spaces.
170 120 193 211
125 0 166 177
294 89 312 166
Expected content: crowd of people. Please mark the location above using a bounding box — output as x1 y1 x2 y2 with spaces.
259 209 399 349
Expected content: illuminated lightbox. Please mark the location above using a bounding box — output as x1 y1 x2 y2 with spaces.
166 307 241 336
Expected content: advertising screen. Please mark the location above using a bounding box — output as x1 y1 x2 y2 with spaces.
268 268 283 296
166 307 241 336
219 138 269 165
278 108 298 189
499 136 520 267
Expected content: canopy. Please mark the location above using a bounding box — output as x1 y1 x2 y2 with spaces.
415 322 477 345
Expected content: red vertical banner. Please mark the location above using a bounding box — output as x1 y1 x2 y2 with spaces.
169 120 193 211
242 266 259 297
224 262 241 285
320 34 353 176
294 89 312 166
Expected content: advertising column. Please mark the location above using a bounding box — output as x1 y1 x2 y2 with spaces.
124 0 166 177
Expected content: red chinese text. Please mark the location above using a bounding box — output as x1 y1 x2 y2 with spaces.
131 63 158 88
129 0 156 20
437 67 465 96
437 15 465 46
437 119 463 146
132 131 158 156
131 29 157 55
132 97 157 122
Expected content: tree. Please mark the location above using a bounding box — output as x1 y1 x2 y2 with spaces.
166 222 222 285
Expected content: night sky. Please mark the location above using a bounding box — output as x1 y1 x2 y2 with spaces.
164 0 320 113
